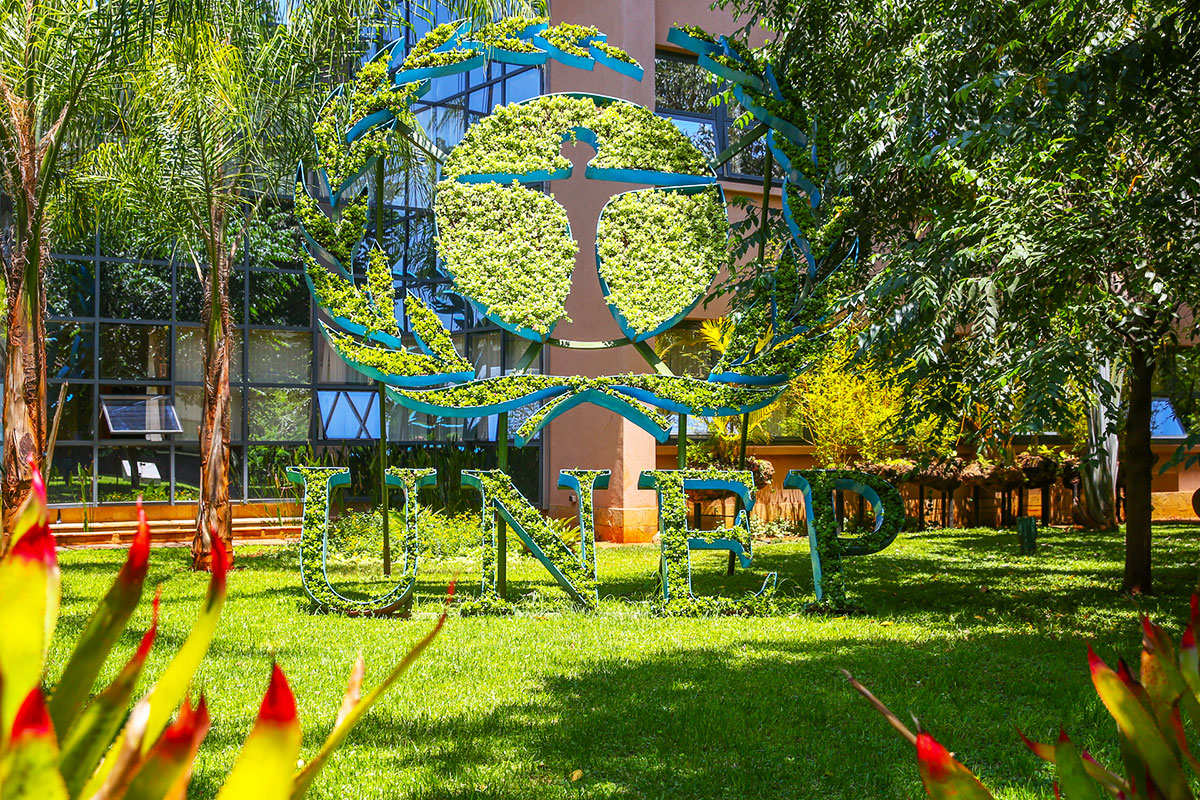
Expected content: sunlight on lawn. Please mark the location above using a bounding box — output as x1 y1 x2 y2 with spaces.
50 525 1200 799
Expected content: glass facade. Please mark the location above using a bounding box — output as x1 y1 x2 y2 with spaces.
45 8 545 508
655 51 782 182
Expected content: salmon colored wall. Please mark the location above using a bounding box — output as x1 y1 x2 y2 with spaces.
542 0 762 541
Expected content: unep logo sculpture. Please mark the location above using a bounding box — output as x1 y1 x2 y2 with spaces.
291 18 901 614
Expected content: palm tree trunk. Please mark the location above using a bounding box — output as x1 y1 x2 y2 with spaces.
192 220 234 570
1123 341 1156 594
1 245 48 551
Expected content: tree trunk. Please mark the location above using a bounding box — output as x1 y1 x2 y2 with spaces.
1 252 47 551
1081 359 1121 530
192 221 234 570
1123 342 1155 594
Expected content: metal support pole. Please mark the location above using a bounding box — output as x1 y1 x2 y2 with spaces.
497 411 508 600
375 156 391 577
731 155 773 576
379 380 390 577
677 414 687 469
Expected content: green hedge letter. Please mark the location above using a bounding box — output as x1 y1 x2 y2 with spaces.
287 466 436 614
557 470 611 587
782 469 904 606
638 469 758 601
463 469 603 610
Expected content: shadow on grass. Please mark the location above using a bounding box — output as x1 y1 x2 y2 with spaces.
204 625 1139 800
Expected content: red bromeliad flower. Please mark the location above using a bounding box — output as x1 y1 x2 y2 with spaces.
8 517 55 566
11 688 53 741
258 663 298 726
210 524 231 581
118 499 152 585
158 694 211 755
916 733 953 783
132 587 163 665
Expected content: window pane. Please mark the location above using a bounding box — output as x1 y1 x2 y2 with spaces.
173 385 243 442
408 280 478 332
246 210 303 270
247 387 310 440
175 326 243 383
654 321 717 379
316 332 370 385
655 57 714 113
99 324 170 380
47 259 95 317
48 446 94 504
97 445 171 503
317 390 380 439
100 395 182 434
668 117 718 161
172 445 243 501
99 260 171 320
503 66 540 103
47 321 95 379
247 445 311 499
49 384 94 440
386 403 467 442
725 104 787 179
247 330 312 383
176 268 244 324
415 105 467 151
470 331 501 379
505 332 540 374
248 272 311 326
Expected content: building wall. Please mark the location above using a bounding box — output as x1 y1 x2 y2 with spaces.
543 0 775 541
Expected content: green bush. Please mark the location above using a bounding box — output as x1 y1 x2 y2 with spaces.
327 507 484 563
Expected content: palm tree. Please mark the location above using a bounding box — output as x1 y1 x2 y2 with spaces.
84 0 370 568
0 0 160 550
87 0 547 569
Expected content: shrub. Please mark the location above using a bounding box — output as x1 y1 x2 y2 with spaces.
328 506 484 563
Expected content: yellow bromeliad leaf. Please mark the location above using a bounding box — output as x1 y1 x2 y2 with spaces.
0 466 58 746
1 688 68 799
82 531 230 797
58 589 161 798
1088 644 1193 800
915 732 995 800
50 500 152 737
217 663 302 800
122 695 211 800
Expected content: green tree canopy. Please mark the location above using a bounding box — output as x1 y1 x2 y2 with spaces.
712 0 1199 590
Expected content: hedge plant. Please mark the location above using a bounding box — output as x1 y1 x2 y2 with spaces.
434 180 577 336
591 41 639 65
538 22 599 57
782 469 904 607
463 470 599 610
305 253 400 340
441 94 709 181
639 469 762 612
597 187 727 336
287 466 437 614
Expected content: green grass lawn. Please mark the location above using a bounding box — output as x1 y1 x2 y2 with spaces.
49 524 1200 799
